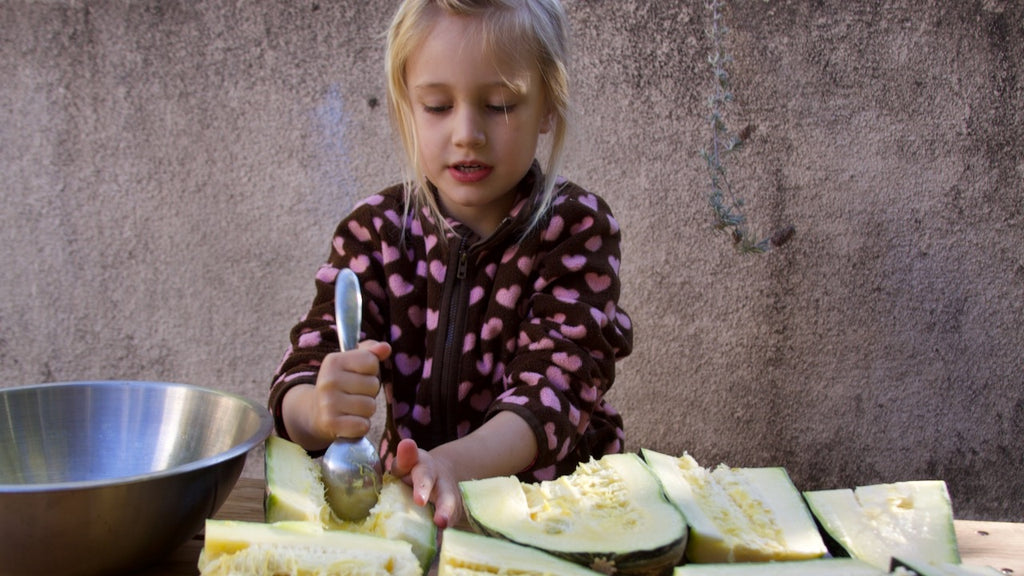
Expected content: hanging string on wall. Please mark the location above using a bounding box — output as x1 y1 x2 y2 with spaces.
701 0 795 254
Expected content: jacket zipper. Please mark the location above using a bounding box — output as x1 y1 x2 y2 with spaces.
428 218 515 448
431 235 469 447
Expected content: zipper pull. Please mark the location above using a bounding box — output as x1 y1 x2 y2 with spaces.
457 249 468 279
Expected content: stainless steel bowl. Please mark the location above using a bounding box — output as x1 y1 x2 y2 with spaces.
0 380 273 576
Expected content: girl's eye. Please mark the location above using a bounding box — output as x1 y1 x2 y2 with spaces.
423 104 451 114
487 103 516 113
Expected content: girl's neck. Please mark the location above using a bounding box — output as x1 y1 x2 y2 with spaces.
440 193 516 239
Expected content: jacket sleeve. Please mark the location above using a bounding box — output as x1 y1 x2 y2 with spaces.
488 188 633 480
267 196 395 441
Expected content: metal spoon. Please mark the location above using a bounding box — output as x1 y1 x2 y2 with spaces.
320 268 383 521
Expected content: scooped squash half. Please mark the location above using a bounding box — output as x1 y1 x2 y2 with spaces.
264 435 437 570
803 480 959 571
643 449 826 563
674 558 887 576
439 529 603 576
892 557 1004 576
199 519 420 576
460 453 687 576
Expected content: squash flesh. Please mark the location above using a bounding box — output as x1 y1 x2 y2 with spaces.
643 449 826 563
893 557 1004 576
520 464 646 541
673 558 886 576
264 434 332 525
199 520 420 576
803 481 959 571
264 435 437 570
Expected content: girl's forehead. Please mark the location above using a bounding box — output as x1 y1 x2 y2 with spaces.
413 12 536 79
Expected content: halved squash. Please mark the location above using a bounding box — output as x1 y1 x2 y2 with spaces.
264 435 437 570
460 453 687 576
198 519 421 576
439 529 603 575
892 557 1004 576
803 480 959 571
673 558 887 575
643 449 826 563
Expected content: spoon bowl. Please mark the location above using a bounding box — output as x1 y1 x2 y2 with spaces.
321 437 383 520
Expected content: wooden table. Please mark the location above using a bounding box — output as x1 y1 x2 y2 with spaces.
137 477 1023 575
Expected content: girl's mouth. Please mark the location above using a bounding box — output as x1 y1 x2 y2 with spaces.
449 163 493 183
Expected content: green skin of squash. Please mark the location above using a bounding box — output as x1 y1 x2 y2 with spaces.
263 435 437 571
460 453 687 576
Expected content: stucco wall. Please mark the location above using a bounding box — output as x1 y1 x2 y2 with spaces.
2 1 1021 521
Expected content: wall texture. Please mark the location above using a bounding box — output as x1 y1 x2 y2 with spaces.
2 1 1021 521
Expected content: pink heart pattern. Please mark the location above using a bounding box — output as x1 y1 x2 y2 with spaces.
585 272 611 293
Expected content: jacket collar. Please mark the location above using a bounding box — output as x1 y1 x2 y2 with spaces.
427 160 545 246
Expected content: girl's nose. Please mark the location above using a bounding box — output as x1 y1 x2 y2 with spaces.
452 108 486 149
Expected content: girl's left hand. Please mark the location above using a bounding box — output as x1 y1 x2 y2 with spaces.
390 438 462 529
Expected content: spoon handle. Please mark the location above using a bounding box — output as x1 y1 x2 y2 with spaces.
335 268 361 353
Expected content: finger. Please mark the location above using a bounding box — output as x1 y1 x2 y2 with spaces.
335 392 377 419
359 340 393 362
433 486 460 529
413 470 435 508
344 373 381 397
324 348 381 376
324 413 372 439
313 375 375 414
319 355 380 396
390 438 421 478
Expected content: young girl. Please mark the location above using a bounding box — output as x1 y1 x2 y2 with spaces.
270 0 633 529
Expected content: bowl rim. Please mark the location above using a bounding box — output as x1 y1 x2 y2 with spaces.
0 380 274 493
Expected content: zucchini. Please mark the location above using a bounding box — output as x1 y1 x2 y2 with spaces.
198 519 420 576
439 529 603 575
460 453 687 576
264 435 437 570
643 449 826 563
803 480 959 571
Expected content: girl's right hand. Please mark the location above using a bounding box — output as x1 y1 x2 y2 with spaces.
283 340 391 451
313 340 391 441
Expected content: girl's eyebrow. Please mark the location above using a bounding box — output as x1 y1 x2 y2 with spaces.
411 80 520 91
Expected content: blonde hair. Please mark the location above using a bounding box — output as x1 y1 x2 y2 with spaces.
385 0 571 240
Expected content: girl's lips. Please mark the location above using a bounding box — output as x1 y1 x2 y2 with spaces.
448 163 493 183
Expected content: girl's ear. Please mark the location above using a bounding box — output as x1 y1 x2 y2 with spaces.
539 109 555 135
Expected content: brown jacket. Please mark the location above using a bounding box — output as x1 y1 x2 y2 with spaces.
269 165 633 481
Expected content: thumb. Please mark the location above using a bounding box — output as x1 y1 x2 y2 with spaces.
359 340 392 362
390 438 420 478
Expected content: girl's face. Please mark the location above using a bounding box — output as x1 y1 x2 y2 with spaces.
405 13 552 238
